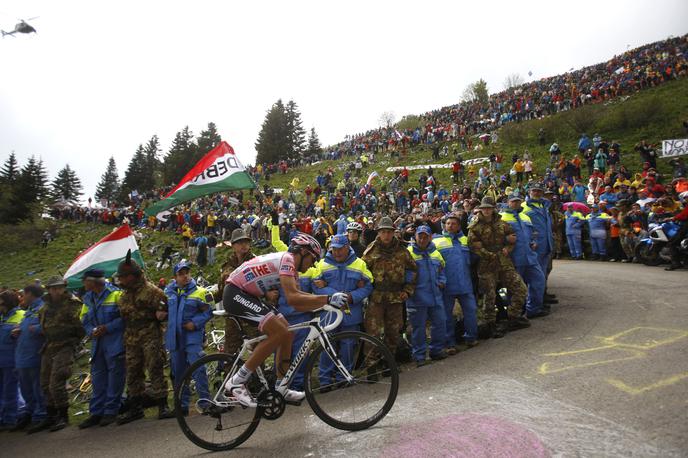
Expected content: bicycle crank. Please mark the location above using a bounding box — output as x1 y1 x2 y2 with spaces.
258 389 285 420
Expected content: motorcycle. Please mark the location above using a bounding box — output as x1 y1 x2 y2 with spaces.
634 220 686 266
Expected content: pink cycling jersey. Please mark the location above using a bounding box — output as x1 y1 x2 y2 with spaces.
227 251 298 297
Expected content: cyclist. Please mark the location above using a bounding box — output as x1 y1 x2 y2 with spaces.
222 233 348 406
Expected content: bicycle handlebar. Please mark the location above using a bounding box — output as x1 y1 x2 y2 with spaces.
317 304 344 332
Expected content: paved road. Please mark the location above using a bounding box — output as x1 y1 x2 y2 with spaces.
4 260 688 457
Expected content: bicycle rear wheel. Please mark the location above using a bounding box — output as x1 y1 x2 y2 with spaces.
174 352 262 451
304 331 398 431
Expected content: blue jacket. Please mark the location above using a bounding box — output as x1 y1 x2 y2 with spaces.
407 242 446 308
80 284 125 358
15 298 44 369
522 198 553 255
578 135 591 151
164 279 213 351
501 209 539 267
598 192 618 206
565 210 586 235
277 266 316 324
586 211 611 239
0 306 25 368
433 232 473 295
312 248 373 326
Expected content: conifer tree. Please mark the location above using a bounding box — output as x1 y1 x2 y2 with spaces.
50 164 83 204
95 156 120 204
306 127 323 158
255 100 290 164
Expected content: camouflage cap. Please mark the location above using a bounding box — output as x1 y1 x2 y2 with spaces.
477 197 496 209
376 216 395 230
45 275 67 288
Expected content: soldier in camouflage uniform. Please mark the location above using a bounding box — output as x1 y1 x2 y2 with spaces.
36 276 85 432
218 228 258 355
467 197 530 338
362 217 417 362
115 251 174 425
549 198 565 259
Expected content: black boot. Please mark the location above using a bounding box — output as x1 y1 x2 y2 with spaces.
78 415 102 429
9 415 32 432
157 398 175 420
27 407 56 434
665 264 681 271
117 398 144 425
493 322 508 338
509 315 531 330
49 407 69 432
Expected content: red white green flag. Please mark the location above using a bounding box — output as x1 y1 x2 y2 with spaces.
144 141 255 216
64 224 144 289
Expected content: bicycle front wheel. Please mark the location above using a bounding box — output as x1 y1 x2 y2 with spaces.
304 331 399 431
174 352 262 452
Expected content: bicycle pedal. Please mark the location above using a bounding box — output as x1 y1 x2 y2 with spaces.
284 400 302 407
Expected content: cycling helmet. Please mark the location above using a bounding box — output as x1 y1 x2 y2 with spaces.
288 232 322 259
346 222 363 232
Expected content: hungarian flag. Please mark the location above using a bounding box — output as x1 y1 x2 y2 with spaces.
64 225 144 290
145 141 255 216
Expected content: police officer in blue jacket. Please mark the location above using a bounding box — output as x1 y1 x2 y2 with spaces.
0 290 25 431
433 214 478 353
14 285 47 432
501 195 548 318
565 207 586 259
522 184 557 305
407 226 447 366
164 261 213 415
276 267 316 392
586 204 611 260
78 269 126 428
312 234 373 389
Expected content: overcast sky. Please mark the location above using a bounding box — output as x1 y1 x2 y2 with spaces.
1 0 686 199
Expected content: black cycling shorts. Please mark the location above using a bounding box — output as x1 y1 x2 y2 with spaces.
223 283 280 332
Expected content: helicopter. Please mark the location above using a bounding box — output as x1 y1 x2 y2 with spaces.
1 18 38 38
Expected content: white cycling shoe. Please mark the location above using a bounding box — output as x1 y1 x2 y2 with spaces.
278 387 305 403
224 381 257 408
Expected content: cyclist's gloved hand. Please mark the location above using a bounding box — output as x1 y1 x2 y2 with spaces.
328 292 349 309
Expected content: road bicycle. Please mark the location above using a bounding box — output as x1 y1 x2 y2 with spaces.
174 304 399 451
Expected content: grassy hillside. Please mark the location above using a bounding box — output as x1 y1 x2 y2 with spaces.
267 78 688 193
1 78 687 289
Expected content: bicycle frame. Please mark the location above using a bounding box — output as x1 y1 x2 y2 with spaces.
210 305 349 407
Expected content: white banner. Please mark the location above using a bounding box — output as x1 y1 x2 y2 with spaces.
661 139 688 158
386 157 489 172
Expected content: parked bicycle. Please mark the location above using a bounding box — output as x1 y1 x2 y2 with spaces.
174 304 398 451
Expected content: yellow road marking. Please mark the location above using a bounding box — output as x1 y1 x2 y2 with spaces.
606 372 688 395
598 327 688 350
537 348 645 375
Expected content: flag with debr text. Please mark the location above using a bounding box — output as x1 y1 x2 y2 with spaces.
144 141 256 216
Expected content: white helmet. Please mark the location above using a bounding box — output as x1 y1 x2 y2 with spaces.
346 222 363 232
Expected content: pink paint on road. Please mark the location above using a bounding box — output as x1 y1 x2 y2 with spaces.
382 413 550 458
